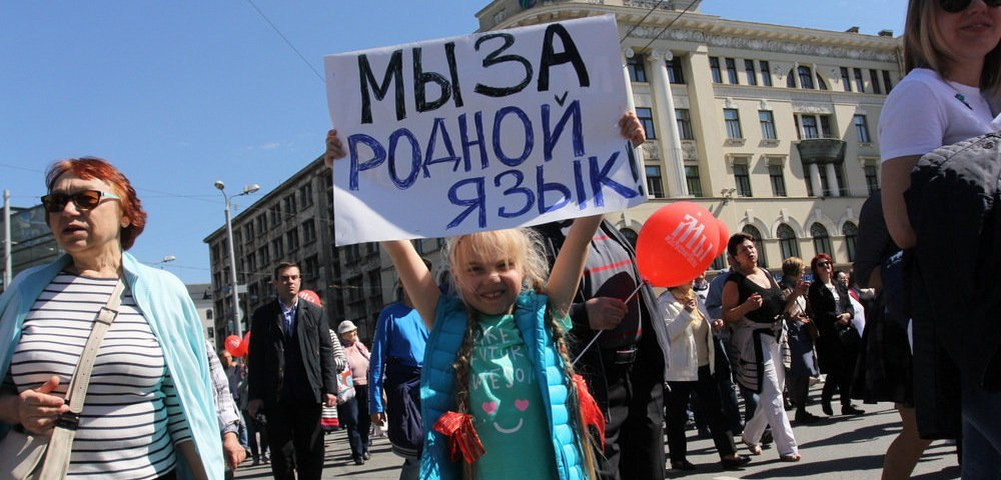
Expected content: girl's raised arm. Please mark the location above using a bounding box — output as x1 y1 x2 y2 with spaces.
546 215 602 318
381 240 440 330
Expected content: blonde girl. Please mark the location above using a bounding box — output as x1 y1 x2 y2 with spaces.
326 113 645 480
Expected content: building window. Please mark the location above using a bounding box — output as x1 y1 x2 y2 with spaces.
258 246 269 267
636 107 656 140
854 114 871 143
816 73 828 90
666 57 685 84
760 60 772 86
685 166 703 197
742 225 768 268
287 229 300 252
800 115 819 139
676 109 694 140
759 110 776 140
272 237 284 259
269 206 281 227
300 182 314 208
769 164 787 197
843 222 858 262
724 108 742 139
820 115 833 137
778 223 800 259
734 163 752 197
627 55 647 82
257 216 267 235
841 67 852 92
302 219 317 244
645 165 665 198
303 255 319 280
725 58 739 84
284 195 297 215
709 57 722 83
854 68 865 93
797 66 814 89
865 165 880 195
834 164 848 196
870 69 883 94
811 223 833 257
744 59 757 85
882 70 893 93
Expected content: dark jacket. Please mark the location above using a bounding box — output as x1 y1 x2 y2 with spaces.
905 133 1001 438
248 298 338 407
807 280 854 374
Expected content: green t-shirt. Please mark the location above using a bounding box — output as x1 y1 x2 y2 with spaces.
468 312 568 479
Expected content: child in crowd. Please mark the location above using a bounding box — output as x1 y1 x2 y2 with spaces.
325 113 644 480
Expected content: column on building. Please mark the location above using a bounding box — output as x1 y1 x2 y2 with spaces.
646 49 688 197
809 163 823 196
825 162 841 197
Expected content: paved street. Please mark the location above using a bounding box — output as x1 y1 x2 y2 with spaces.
234 385 961 479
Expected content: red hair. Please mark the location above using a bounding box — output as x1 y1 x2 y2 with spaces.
45 157 146 250
809 253 833 275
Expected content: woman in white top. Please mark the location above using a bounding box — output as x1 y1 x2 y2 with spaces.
659 282 750 472
879 0 1000 477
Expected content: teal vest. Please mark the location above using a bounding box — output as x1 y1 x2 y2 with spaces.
419 292 586 480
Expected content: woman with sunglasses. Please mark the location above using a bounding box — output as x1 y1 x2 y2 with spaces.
879 0 1000 476
0 158 223 479
806 254 864 419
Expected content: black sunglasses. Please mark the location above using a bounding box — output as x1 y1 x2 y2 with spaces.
940 0 1001 13
41 190 121 213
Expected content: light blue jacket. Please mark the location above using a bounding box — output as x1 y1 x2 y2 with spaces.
420 292 586 480
0 253 223 480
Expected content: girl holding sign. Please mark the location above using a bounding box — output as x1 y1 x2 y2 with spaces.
325 113 644 480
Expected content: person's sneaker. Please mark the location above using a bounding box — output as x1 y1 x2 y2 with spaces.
252 456 260 466
354 455 365 465
670 460 697 471
363 451 371 460
795 411 821 424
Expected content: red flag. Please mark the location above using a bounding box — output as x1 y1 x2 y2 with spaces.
573 374 605 448
433 411 485 464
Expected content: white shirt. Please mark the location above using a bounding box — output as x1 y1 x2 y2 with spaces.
879 68 998 162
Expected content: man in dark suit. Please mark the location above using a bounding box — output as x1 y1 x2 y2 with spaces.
248 261 337 480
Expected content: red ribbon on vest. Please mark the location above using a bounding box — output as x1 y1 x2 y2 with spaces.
573 374 606 448
433 411 485 464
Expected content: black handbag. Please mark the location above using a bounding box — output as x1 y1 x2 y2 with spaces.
836 323 861 349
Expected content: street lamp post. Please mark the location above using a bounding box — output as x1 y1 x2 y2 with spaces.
215 181 260 338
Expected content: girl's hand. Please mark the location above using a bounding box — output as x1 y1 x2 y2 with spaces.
325 129 346 167
619 111 646 147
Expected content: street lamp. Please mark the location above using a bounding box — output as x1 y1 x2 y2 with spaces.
154 255 176 269
215 181 260 338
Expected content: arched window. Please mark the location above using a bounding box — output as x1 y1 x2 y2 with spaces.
798 66 814 89
842 222 858 262
742 225 768 268
816 73 828 90
778 224 800 260
811 223 833 257
786 70 796 88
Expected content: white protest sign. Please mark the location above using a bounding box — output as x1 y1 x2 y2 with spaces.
325 15 645 246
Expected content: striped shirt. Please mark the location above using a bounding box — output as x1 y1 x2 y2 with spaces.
8 273 192 479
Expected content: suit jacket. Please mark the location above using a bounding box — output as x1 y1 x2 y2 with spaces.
248 298 337 407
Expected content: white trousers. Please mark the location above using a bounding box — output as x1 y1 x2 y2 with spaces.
743 334 799 456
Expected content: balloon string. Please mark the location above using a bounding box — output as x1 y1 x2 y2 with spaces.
572 281 647 366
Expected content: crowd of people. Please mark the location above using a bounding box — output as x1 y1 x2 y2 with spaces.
0 0 996 479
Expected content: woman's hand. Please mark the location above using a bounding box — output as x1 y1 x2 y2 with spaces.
836 313 851 325
683 297 697 313
619 111 646 147
324 129 346 167
16 376 70 436
742 292 763 312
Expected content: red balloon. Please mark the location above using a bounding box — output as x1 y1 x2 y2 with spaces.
298 289 322 307
224 335 243 357
715 218 730 259
636 202 720 287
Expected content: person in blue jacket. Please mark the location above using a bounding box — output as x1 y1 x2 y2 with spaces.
0 157 222 479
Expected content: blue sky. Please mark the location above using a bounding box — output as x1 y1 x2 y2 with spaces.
0 0 906 284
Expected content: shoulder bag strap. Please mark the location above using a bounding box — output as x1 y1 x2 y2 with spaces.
38 279 125 480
